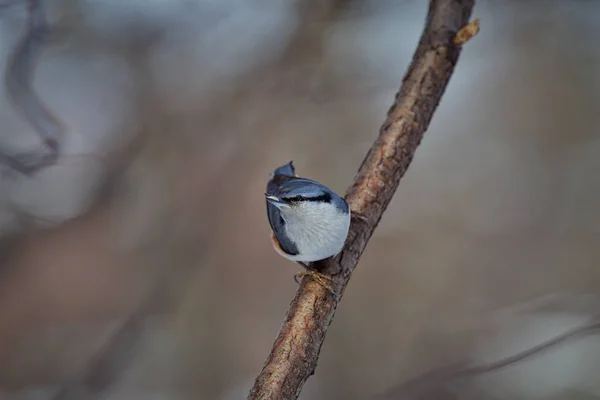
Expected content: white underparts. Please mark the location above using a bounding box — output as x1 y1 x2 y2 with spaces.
277 201 350 262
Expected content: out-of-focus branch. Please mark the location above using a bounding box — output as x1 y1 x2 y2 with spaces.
247 1 477 399
41 1 355 398
2 0 63 174
375 315 600 399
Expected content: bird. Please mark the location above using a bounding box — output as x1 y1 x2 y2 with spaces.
265 161 351 293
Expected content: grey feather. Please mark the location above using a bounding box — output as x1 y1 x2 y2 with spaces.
266 162 299 256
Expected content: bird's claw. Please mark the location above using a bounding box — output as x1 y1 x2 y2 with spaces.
294 269 336 297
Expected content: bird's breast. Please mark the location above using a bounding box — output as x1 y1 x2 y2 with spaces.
281 204 351 262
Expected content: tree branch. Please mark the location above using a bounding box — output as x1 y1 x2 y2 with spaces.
247 1 477 399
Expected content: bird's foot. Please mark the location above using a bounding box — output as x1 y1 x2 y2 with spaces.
294 263 336 296
351 211 369 225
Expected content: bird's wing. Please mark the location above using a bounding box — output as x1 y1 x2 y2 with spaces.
269 177 324 197
265 175 311 256
266 174 296 196
266 199 299 256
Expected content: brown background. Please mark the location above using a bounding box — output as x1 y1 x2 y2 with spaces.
0 1 599 399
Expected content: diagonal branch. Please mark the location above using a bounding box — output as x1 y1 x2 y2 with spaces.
247 1 477 399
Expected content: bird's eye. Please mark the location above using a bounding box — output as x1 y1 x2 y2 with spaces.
282 195 305 203
282 193 332 203
311 193 332 203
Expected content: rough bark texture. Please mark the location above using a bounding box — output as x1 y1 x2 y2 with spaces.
247 1 477 399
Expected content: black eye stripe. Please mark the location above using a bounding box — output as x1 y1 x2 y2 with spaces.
282 193 332 203
282 196 304 202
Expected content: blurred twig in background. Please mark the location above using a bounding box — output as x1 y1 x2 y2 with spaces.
44 1 357 398
374 314 600 399
2 0 63 174
247 1 477 399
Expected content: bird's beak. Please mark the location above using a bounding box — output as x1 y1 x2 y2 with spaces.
265 194 289 209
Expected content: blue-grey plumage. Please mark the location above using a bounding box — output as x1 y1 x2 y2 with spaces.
265 161 351 263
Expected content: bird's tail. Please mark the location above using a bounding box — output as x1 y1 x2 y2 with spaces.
272 161 295 177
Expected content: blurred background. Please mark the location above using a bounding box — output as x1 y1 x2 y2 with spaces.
0 0 600 399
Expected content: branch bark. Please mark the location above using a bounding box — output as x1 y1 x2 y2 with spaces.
247 1 477 399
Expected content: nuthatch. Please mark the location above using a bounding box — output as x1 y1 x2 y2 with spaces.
265 161 350 292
